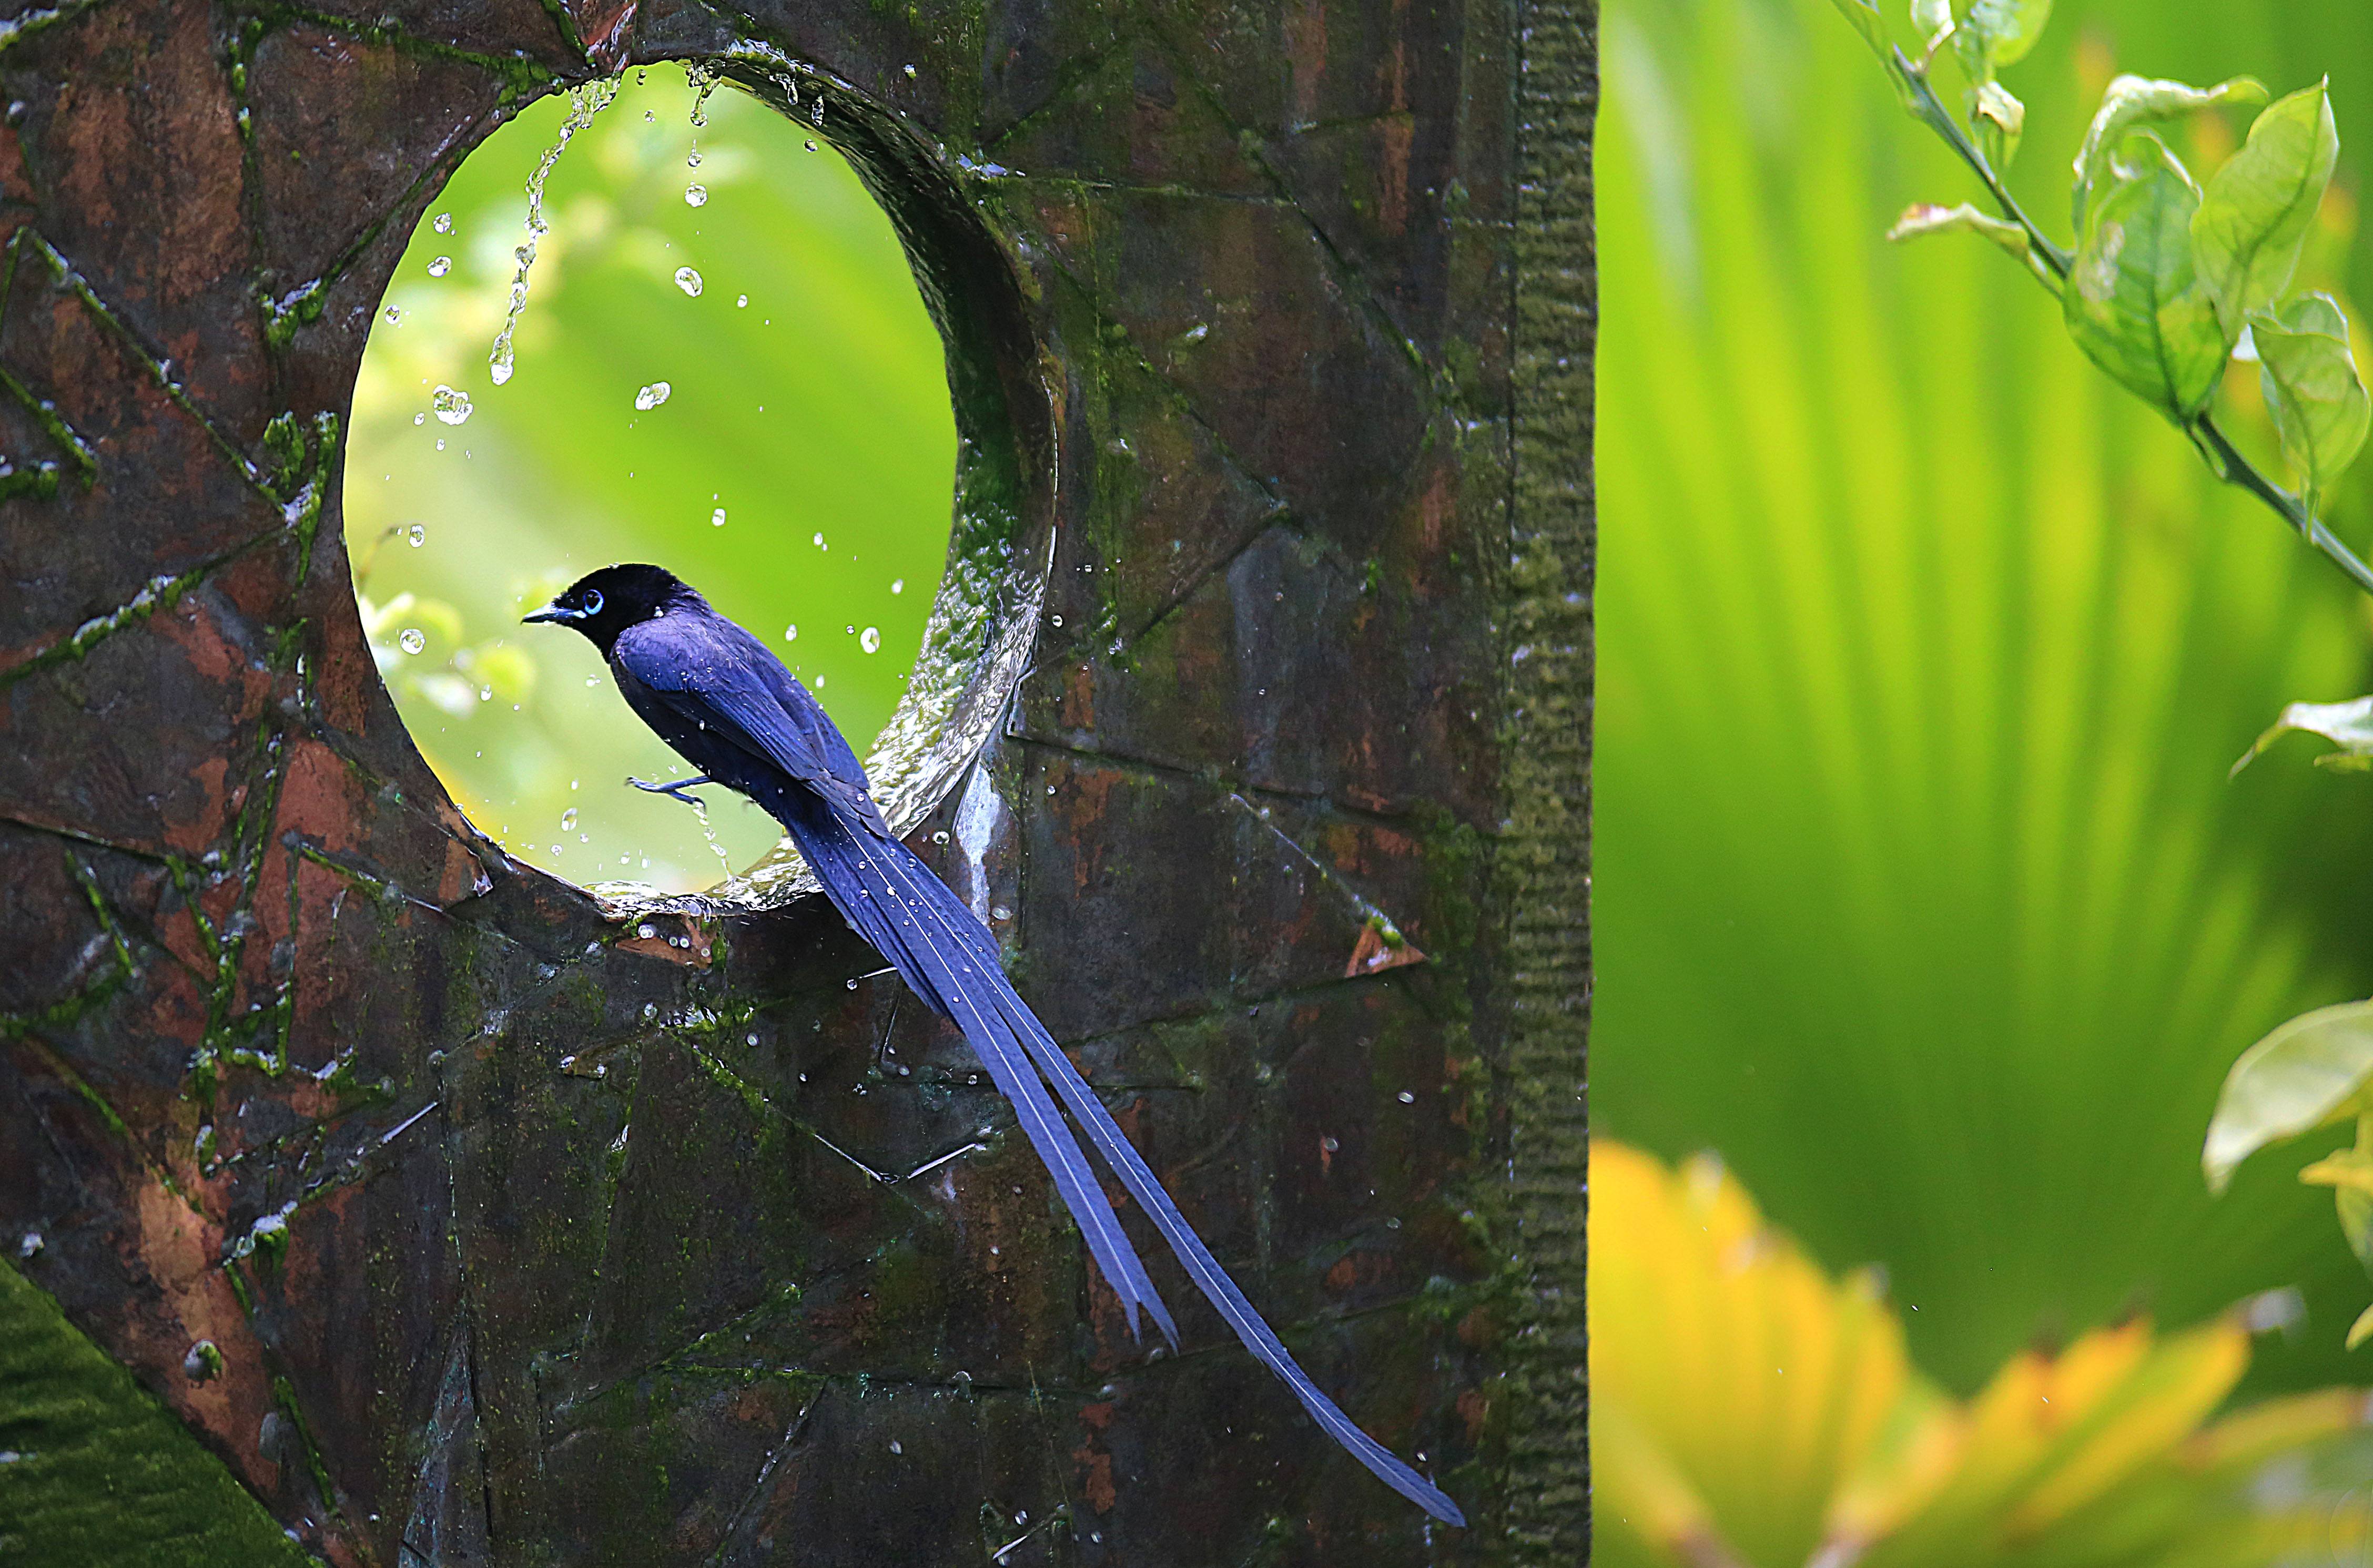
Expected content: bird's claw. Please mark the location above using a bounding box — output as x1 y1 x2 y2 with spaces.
627 775 712 808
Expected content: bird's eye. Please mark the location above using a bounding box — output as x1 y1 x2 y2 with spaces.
582 588 604 616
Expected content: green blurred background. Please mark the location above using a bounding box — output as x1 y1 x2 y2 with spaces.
346 65 952 892
1600 0 2373 1398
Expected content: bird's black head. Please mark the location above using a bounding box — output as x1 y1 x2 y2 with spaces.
523 563 703 655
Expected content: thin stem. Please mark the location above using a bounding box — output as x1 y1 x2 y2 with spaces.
1892 48 2073 280
2194 415 2373 596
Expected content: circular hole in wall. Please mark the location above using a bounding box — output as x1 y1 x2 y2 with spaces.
347 64 960 895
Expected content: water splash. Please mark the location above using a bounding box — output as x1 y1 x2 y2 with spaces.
489 76 622 389
634 381 672 411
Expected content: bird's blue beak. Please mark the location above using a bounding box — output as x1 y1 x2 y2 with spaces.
522 600 573 625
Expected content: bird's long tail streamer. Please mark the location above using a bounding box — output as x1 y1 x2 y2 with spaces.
783 801 1465 1528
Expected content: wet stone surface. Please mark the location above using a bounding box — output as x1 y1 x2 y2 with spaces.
0 0 1537 1561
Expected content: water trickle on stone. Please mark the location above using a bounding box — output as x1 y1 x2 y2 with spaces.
399 628 427 655
635 381 672 411
674 266 703 297
489 76 622 389
431 385 473 425
426 256 452 277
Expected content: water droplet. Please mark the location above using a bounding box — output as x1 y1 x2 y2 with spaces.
992 905 1012 921
635 381 672 411
812 532 825 547
889 577 905 595
383 305 404 325
412 412 425 425
684 183 707 207
585 674 599 687
643 1001 658 1020
399 628 426 655
805 139 818 153
686 149 703 167
736 293 748 308
859 626 881 654
490 78 619 390
674 266 703 297
1322 1136 1340 1152
1398 1090 1416 1104
427 255 451 277
889 1440 902 1455
644 109 654 122
560 808 578 831
407 523 425 547
431 385 473 425
435 438 447 451
432 212 453 233
783 624 798 642
931 829 949 844
479 685 493 700
711 507 727 527
844 623 856 636
903 63 918 78
1051 615 1063 627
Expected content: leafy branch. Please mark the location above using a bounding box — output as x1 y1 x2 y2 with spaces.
1832 0 2373 595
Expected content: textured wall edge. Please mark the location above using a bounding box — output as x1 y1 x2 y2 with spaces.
1502 0 1596 1557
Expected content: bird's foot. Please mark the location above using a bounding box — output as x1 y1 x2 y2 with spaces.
627 775 713 808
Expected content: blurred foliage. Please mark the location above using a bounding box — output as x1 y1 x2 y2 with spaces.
347 65 955 892
1598 0 2373 1399
1593 1141 2373 1568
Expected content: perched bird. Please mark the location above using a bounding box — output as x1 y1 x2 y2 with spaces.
526 563 1463 1526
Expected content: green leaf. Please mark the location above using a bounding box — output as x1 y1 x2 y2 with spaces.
1960 0 2050 68
2232 694 2373 776
2193 81 2339 339
2253 292 2370 512
2347 1302 2373 1350
1911 0 1953 52
2063 135 2229 420
2203 1001 2373 1194
1887 201 2030 261
1829 0 1894 59
1969 79 2025 171
2071 75 2267 234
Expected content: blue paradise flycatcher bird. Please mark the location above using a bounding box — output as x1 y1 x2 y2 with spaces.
525 563 1464 1527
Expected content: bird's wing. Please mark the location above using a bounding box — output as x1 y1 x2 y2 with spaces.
613 619 887 831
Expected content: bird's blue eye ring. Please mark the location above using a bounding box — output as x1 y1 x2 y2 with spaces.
581 588 604 616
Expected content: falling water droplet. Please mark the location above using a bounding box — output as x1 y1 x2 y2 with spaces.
399 628 426 655
585 674 599 687
427 256 452 277
635 381 672 411
412 413 425 425
812 531 825 548
860 627 881 654
992 905 1012 922
407 523 425 547
686 149 702 168
783 624 798 642
805 139 818 153
432 212 453 233
889 577 905 595
560 808 579 831
1050 614 1064 628
684 183 707 207
903 64 918 78
736 293 749 308
888 1440 902 1456
711 507 727 527
431 385 473 425
490 77 620 389
383 305 404 325
674 266 703 297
